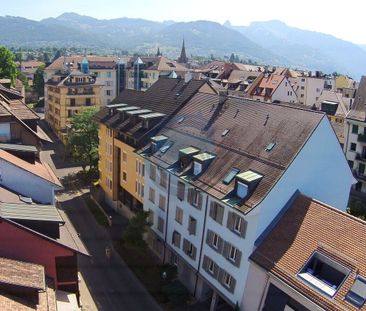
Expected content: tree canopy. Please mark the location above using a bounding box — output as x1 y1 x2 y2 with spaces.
67 107 99 172
121 211 150 248
33 64 45 96
0 46 17 86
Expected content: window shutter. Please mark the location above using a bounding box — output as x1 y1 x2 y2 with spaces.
229 277 236 293
213 263 219 279
235 249 242 267
209 202 215 219
202 255 209 271
206 230 213 246
227 212 234 230
223 241 230 258
187 188 194 205
240 219 248 238
177 181 185 201
197 192 203 209
217 236 224 254
183 239 189 254
191 245 197 260
218 268 225 285
217 204 224 225
188 217 196 235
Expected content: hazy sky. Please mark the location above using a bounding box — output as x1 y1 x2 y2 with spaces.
2 0 365 44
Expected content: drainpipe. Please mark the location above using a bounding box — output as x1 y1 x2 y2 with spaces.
162 172 171 263
193 194 209 297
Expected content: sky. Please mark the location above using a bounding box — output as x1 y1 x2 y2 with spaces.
2 0 365 44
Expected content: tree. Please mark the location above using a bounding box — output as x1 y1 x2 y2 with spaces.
121 210 150 248
0 46 17 86
229 53 235 63
33 64 45 97
67 107 99 172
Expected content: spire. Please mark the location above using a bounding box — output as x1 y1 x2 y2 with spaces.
178 38 188 63
156 47 162 57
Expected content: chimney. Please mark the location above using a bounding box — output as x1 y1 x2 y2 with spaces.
184 71 192 83
219 90 228 106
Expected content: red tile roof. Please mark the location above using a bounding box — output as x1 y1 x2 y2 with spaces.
251 194 366 310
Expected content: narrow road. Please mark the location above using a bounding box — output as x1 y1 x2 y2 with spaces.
58 189 162 311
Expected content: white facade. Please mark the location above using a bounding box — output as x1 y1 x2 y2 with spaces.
272 77 298 104
142 116 354 308
0 159 57 204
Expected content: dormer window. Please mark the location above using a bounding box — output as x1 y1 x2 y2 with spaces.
236 181 248 199
151 142 157 153
193 161 202 176
346 275 366 308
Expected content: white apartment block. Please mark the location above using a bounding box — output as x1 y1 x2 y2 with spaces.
140 92 354 309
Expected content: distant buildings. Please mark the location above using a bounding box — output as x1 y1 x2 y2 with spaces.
17 60 44 86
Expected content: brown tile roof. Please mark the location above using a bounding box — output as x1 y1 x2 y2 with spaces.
145 56 189 72
0 257 45 290
0 186 24 204
46 55 118 71
251 194 366 311
227 70 261 84
143 92 324 212
251 74 286 97
316 90 349 117
347 76 366 122
0 149 62 188
96 78 209 142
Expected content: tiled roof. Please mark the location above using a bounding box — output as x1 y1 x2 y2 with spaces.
143 92 324 212
0 257 45 290
227 70 261 84
251 194 366 311
347 76 366 122
46 55 119 71
96 78 208 142
145 56 188 72
0 149 62 188
251 74 286 97
316 90 349 117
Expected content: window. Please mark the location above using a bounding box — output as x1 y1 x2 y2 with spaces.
237 181 248 199
203 256 219 278
218 269 236 293
70 98 75 106
301 86 305 90
208 260 215 273
229 246 237 261
175 206 183 224
106 90 111 96
85 98 91 106
177 181 185 200
142 163 145 176
350 143 357 151
224 272 232 287
148 209 154 225
122 151 127 162
106 71 112 78
345 275 366 308
298 252 349 297
352 124 359 134
106 81 113 86
158 194 166 211
359 163 365 175
157 217 164 233
122 171 127 182
160 170 167 188
193 161 202 175
172 231 181 248
183 239 196 260
141 184 144 197
206 229 223 252
212 233 219 249
149 187 155 203
188 216 197 235
188 188 202 209
348 160 354 169
223 168 239 185
227 212 247 238
209 201 224 224
150 164 156 181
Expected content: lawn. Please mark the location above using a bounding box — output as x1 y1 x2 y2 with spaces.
84 195 110 227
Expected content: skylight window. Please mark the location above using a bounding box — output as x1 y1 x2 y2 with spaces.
222 129 230 137
265 142 276 152
159 142 173 154
177 116 185 124
298 252 349 297
223 168 240 185
346 275 366 308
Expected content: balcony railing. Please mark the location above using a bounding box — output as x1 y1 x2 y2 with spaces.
358 134 366 143
67 90 95 96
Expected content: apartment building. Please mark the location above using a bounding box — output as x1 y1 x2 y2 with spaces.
45 70 103 143
125 56 189 91
139 91 354 308
95 77 215 217
344 76 366 193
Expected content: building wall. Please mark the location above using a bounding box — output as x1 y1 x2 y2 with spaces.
0 159 55 204
272 78 298 103
0 220 75 289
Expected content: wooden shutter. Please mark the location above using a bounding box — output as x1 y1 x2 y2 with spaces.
202 255 209 271
217 236 224 254
213 262 219 279
227 212 234 230
209 202 215 219
183 238 189 254
188 217 196 235
187 188 194 205
177 181 185 201
206 230 213 246
240 218 248 238
217 204 224 225
197 191 203 209
218 268 225 285
222 241 230 258
229 276 236 293
191 245 197 260
234 249 242 267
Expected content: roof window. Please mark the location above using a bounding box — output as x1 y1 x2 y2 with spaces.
177 116 185 124
265 142 276 152
223 168 240 185
222 128 230 137
346 275 366 308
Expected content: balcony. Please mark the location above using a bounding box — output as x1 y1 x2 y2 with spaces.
356 153 366 163
67 90 95 96
358 134 366 143
353 169 366 181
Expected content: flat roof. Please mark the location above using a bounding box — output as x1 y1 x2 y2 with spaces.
126 109 152 115
151 135 168 142
179 146 200 155
193 152 216 162
0 202 64 223
117 106 140 112
107 103 128 108
236 170 263 183
0 143 38 153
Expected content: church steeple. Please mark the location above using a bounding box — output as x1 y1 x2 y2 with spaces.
156 47 162 57
177 38 188 64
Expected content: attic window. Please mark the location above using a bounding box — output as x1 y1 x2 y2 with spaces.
236 181 248 199
222 129 230 137
193 161 202 176
265 142 276 152
160 142 173 154
151 142 158 153
346 275 366 308
178 117 185 124
223 168 240 185
298 252 349 297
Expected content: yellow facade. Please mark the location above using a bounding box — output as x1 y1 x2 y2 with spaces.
45 75 103 143
98 123 144 208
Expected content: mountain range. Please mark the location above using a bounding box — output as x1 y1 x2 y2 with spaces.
1 13 365 79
